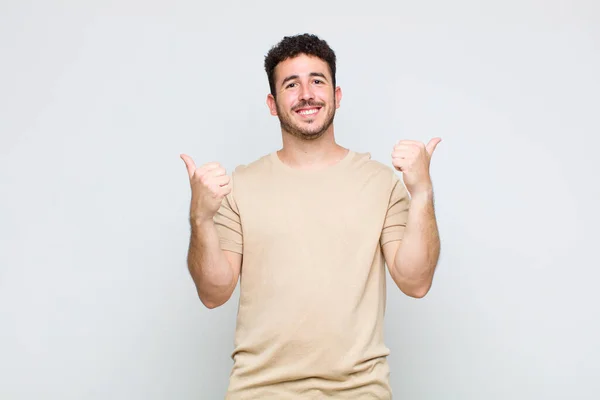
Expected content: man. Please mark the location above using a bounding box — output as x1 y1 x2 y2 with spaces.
180 33 441 399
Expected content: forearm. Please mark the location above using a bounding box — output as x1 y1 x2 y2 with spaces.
393 190 440 297
187 219 235 307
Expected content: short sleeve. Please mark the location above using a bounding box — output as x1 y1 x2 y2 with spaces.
380 173 410 246
213 173 243 254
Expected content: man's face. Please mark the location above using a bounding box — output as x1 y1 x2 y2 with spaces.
267 54 342 141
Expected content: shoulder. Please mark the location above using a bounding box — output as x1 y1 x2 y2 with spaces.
221 154 273 209
229 152 275 184
349 150 400 187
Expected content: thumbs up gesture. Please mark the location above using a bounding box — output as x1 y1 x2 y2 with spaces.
180 154 231 223
391 138 441 196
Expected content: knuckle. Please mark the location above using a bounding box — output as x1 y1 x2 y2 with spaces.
200 175 211 185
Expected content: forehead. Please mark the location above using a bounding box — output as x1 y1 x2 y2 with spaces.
274 54 331 83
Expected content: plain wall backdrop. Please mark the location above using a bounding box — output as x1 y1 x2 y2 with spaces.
1 1 599 399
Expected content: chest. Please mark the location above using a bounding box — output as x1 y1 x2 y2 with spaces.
238 174 391 250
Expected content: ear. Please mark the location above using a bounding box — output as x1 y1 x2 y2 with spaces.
266 94 278 116
334 86 342 109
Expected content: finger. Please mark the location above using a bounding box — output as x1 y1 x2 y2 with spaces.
393 143 422 154
392 145 416 154
392 156 407 170
396 139 421 145
203 175 230 194
201 167 227 179
196 162 221 176
219 182 232 196
213 175 230 187
180 154 196 179
219 182 233 194
426 137 442 156
213 181 232 198
203 162 221 170
395 140 423 148
392 148 416 158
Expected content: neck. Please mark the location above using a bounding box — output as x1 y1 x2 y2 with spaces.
277 128 348 169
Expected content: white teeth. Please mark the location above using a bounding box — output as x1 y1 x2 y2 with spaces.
299 109 318 115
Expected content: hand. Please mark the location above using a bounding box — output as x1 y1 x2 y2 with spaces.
391 138 441 196
180 154 231 223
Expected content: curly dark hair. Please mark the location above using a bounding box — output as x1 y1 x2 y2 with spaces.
264 33 337 97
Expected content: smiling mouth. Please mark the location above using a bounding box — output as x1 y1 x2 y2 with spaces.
296 107 321 117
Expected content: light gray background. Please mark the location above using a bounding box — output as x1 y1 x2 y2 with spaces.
1 1 599 399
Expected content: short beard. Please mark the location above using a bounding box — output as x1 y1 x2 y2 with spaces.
276 99 335 141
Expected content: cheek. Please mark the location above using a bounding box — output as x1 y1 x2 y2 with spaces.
280 95 297 111
273 98 288 113
320 90 335 104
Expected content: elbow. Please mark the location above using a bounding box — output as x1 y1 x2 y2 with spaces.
396 279 432 299
201 299 221 309
392 263 436 299
191 272 236 310
405 285 431 299
198 292 228 309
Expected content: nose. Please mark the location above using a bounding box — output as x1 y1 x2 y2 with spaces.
298 82 315 101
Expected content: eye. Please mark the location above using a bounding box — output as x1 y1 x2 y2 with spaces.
313 79 323 84
286 82 297 89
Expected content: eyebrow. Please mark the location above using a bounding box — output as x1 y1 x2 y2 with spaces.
281 72 328 87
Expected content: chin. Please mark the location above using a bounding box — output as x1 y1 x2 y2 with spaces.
299 131 325 141
279 112 334 141
296 122 328 137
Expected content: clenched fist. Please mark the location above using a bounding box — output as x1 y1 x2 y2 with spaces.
392 138 441 196
180 154 231 223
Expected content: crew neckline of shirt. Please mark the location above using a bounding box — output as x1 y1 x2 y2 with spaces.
270 149 355 174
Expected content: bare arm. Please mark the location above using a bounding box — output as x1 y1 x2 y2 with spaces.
386 137 442 298
383 190 440 298
180 154 242 309
187 219 242 309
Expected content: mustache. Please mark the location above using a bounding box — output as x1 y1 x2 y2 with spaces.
292 100 325 111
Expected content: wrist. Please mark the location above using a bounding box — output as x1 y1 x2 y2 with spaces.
409 185 433 200
190 214 215 228
409 187 434 202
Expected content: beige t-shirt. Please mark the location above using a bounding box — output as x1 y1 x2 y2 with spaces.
213 149 410 399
